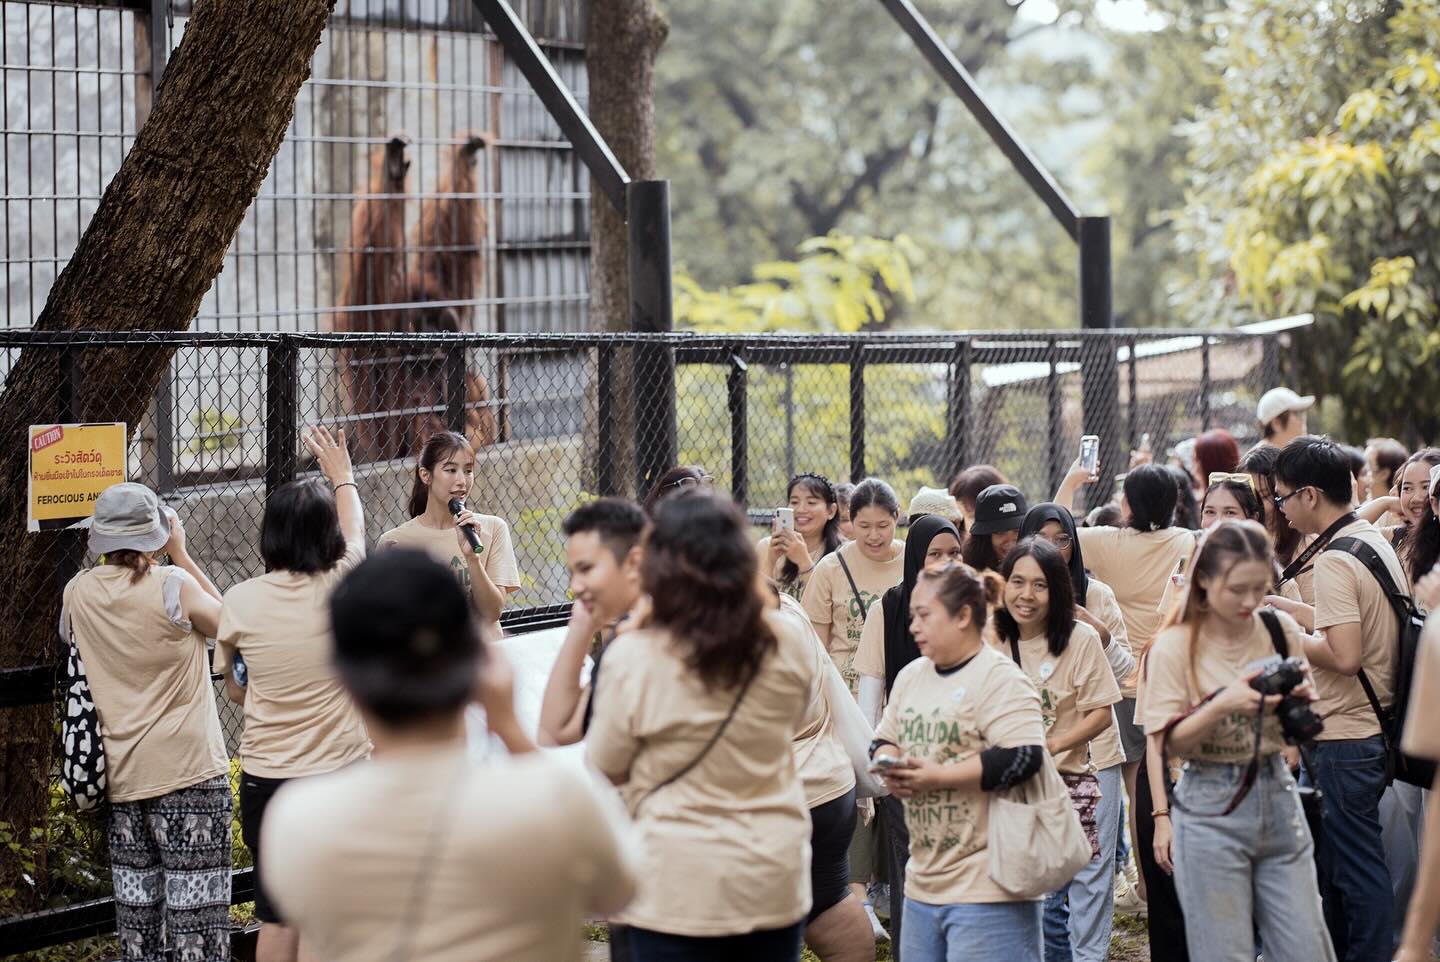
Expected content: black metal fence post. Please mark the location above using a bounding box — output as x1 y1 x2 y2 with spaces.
1261 334 1281 392
1201 337 1213 431
1048 337 1063 496
728 352 749 506
942 339 970 484
264 339 298 495
1127 334 1139 453
444 345 467 434
596 344 615 497
1078 216 1119 509
628 180 676 497
849 345 866 482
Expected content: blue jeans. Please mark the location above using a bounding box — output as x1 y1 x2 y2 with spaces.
901 898 1042 962
1309 737 1393 962
1172 755 1335 962
1043 765 1121 962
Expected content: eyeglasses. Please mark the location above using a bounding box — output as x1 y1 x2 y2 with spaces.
1208 472 1256 494
668 475 714 491
1272 486 1310 509
1042 533 1074 550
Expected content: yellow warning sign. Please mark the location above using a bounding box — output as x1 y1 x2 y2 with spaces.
28 423 128 531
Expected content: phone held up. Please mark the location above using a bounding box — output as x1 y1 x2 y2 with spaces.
774 507 795 534
1079 435 1100 477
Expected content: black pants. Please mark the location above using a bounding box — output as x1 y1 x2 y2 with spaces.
627 921 804 961
877 795 909 959
1135 751 1189 962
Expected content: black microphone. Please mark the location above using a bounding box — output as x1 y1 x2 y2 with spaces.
447 497 484 553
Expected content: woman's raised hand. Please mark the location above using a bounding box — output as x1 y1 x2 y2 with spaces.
303 425 354 486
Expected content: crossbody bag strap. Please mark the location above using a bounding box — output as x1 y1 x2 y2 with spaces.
1259 609 1289 658
1325 536 1412 737
1007 636 1022 668
836 551 868 620
633 667 759 811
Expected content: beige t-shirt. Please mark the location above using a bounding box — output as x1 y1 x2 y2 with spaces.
876 645 1046 905
61 565 228 803
1141 614 1306 763
216 542 370 778
379 515 521 633
1078 526 1194 659
1086 577 1134 697
802 540 904 694
586 611 815 935
1312 520 1407 740
854 600 888 681
263 747 636 962
1402 613 1440 760
1002 623 1123 774
776 597 856 808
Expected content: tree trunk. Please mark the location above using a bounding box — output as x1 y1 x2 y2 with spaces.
585 0 668 497
0 0 337 902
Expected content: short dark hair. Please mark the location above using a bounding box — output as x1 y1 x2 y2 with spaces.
1341 445 1366 482
642 465 707 517
261 478 348 574
1124 464 1178 532
994 538 1078 658
1368 438 1409 489
950 464 1007 508
330 549 484 727
562 497 647 562
1274 435 1354 506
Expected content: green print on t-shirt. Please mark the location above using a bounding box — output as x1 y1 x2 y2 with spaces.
1037 686 1057 728
449 554 472 590
898 705 983 863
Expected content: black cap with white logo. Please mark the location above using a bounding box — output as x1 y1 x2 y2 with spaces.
970 484 1028 536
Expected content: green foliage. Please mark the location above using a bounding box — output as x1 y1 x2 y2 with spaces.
1176 0 1440 441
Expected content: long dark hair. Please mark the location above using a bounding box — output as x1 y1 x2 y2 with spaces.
1395 449 1440 583
1238 443 1302 563
780 473 842 587
960 531 1004 573
643 492 776 691
1200 478 1264 525
1167 465 1200 530
408 431 472 518
995 538 1077 657
1125 464 1178 533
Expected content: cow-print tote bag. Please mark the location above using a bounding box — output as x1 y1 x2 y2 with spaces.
61 628 107 810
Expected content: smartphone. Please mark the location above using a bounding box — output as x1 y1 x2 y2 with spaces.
1140 432 1152 453
868 754 904 774
1080 435 1100 476
775 507 795 533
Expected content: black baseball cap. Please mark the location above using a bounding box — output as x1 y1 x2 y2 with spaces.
970 484 1028 536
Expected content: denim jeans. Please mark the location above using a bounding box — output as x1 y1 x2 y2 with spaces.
1309 736 1393 962
1381 780 1424 946
901 897 1042 962
1042 764 1121 961
1171 754 1336 962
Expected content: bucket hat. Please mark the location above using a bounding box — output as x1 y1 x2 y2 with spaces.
970 484 1028 536
85 483 170 555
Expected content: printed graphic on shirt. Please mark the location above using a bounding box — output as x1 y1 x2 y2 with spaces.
837 588 883 689
896 705 982 865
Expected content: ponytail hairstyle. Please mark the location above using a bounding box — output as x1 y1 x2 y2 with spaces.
914 561 1003 633
993 538 1078 658
104 549 153 584
1162 519 1272 689
643 491 777 691
848 477 901 520
408 431 473 518
779 472 842 587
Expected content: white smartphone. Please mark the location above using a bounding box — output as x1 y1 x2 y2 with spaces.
868 754 904 774
1140 432 1152 453
1080 435 1100 476
775 507 795 533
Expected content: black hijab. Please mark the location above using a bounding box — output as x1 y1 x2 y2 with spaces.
1020 502 1088 602
879 514 961 695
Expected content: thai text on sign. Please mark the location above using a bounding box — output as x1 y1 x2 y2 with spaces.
28 423 127 531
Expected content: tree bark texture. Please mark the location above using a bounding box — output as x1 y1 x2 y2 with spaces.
585 0 667 496
0 0 337 902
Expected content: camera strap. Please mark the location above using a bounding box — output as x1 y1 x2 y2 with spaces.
1279 512 1358 587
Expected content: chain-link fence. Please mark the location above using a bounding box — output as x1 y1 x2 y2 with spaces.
0 318 1304 953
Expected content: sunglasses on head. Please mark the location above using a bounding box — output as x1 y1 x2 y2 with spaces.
667 474 715 491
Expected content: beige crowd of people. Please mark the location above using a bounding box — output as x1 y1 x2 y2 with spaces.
58 386 1440 962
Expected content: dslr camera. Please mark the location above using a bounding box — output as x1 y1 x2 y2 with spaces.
1250 656 1324 742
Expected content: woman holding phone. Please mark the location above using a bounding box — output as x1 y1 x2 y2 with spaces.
759 473 843 600
378 430 520 635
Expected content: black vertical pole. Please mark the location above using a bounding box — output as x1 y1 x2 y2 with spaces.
596 344 615 497
1048 337 1063 496
1200 338 1212 431
1127 334 1139 454
265 339 299 496
628 180 676 498
1078 215 1118 510
146 0 174 496
445 344 467 434
942 339 970 483
727 352 749 507
1261 334 1281 393
849 345 866 482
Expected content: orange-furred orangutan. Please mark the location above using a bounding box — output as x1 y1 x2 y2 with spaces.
335 135 411 462
401 131 498 451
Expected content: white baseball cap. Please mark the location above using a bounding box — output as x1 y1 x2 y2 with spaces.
1256 387 1315 426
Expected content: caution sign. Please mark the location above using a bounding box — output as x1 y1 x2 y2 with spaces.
28 423 127 531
